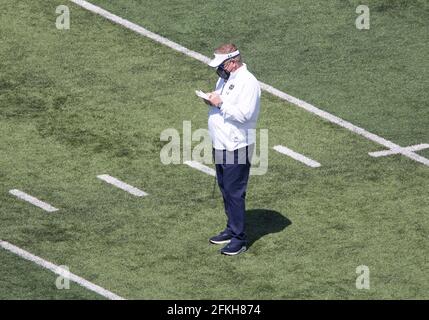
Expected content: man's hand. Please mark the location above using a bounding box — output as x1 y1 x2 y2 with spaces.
208 92 223 108
203 98 212 106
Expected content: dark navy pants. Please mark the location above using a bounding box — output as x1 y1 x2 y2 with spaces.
213 145 253 246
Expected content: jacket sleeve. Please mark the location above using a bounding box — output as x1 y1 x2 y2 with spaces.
219 80 260 124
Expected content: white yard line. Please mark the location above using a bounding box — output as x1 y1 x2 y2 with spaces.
70 0 210 65
97 174 148 197
0 240 125 300
403 144 429 152
9 189 58 212
184 161 216 176
69 0 429 167
369 144 429 157
273 145 321 168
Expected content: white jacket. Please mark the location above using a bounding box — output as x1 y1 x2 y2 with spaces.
208 64 261 151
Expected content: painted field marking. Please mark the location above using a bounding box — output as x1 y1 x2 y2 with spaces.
0 240 125 300
9 189 58 212
273 145 321 168
184 161 216 176
69 0 429 168
97 174 148 197
369 144 429 158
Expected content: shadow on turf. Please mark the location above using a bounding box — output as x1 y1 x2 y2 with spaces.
246 209 291 248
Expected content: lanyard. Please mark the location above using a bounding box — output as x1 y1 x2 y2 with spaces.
220 80 228 95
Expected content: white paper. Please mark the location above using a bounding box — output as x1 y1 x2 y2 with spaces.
195 90 210 100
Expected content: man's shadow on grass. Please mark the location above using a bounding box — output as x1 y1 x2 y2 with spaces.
246 209 291 248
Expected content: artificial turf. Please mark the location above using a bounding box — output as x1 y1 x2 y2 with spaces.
0 0 427 299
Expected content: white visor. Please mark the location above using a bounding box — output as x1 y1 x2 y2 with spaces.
208 50 240 67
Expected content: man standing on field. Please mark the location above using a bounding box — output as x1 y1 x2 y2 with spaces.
206 43 261 256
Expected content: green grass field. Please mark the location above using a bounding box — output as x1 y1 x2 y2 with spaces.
0 0 428 299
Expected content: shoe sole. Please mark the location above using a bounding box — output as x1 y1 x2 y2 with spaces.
221 246 247 256
209 239 231 245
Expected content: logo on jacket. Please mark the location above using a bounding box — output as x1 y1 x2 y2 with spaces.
228 84 235 90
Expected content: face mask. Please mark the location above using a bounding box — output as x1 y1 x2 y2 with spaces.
216 63 230 81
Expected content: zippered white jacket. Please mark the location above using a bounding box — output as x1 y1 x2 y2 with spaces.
208 64 261 151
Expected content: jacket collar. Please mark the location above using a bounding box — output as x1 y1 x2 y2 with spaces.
229 63 247 80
